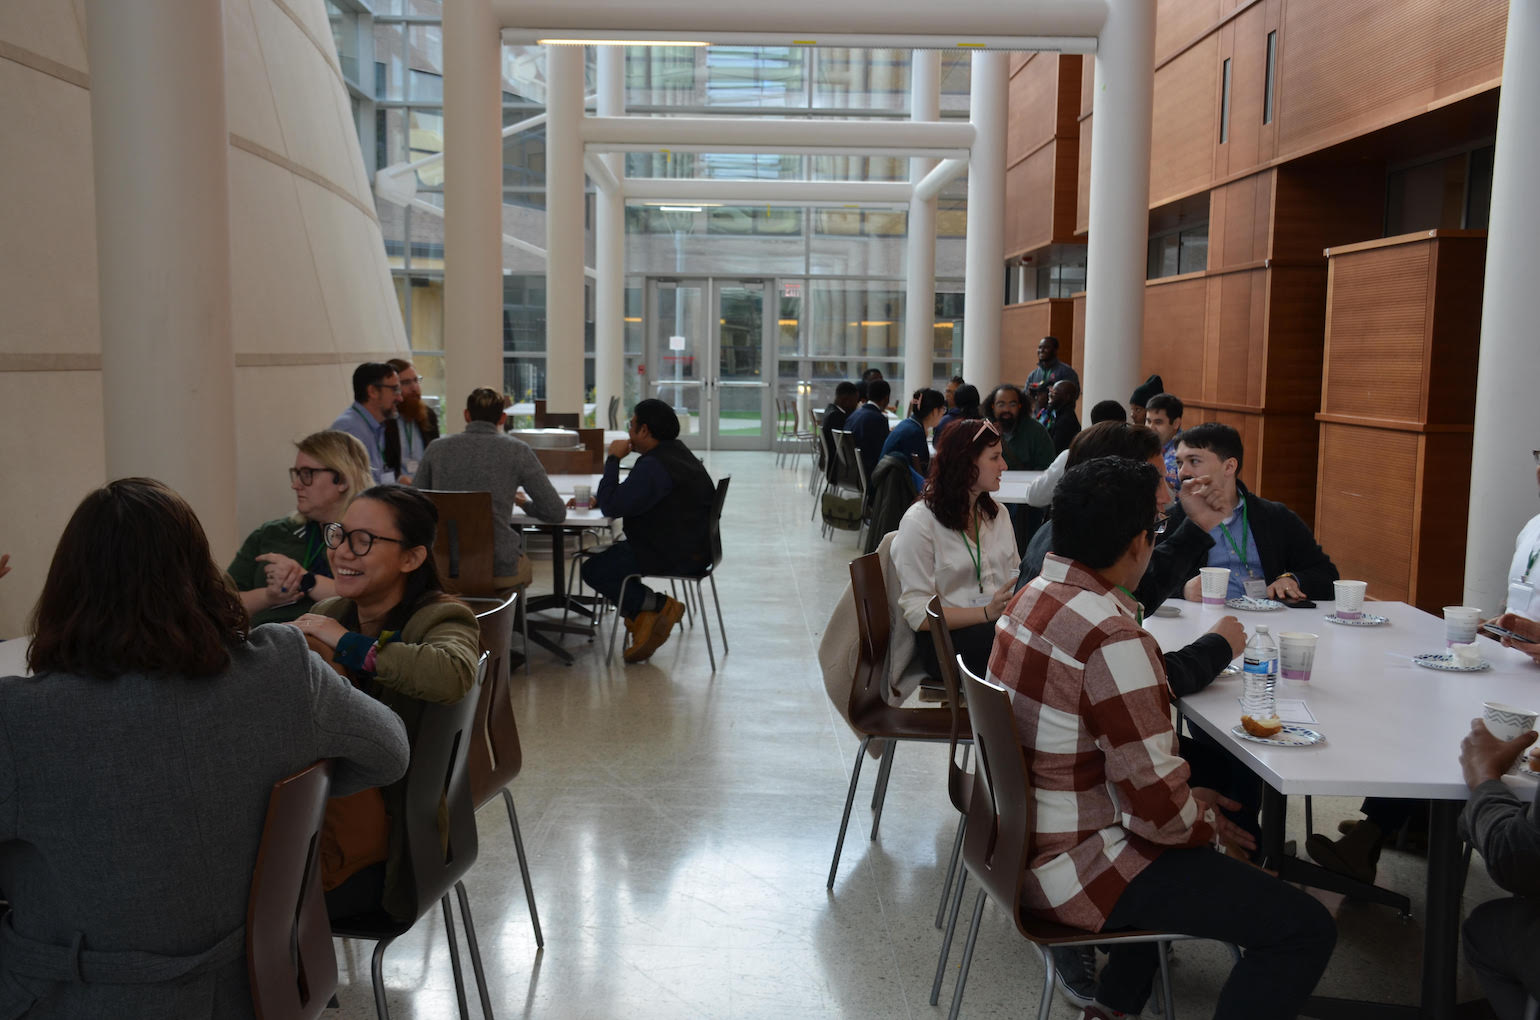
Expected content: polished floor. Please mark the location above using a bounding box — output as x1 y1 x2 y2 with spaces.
331 450 1506 1019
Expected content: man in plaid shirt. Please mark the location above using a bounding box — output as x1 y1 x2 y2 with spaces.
989 458 1335 1020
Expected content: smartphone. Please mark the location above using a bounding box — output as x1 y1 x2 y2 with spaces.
1481 623 1536 644
1283 598 1317 609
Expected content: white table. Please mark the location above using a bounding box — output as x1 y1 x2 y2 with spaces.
0 638 30 677
1146 598 1538 1019
994 469 1047 506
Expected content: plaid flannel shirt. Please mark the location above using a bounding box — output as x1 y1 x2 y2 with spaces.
987 552 1215 931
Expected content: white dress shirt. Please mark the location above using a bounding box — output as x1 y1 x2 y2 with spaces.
889 498 1019 630
1505 512 1540 615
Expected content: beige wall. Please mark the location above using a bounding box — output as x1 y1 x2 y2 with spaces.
0 0 408 636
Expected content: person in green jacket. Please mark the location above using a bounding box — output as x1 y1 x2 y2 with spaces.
987 383 1055 470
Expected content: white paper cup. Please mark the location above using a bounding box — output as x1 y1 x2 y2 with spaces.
1279 632 1318 681
1200 567 1230 606
1444 605 1481 646
1483 701 1539 742
1333 580 1367 619
573 484 593 510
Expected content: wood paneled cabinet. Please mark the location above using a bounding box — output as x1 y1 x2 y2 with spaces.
1314 230 1486 612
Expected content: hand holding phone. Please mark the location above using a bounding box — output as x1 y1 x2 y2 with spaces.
1482 623 1536 644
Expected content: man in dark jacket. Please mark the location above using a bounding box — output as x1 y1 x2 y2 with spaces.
821 381 860 485
583 399 716 663
1168 422 1339 603
844 378 892 483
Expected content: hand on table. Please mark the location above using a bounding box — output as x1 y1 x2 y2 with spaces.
1206 615 1247 658
1182 575 1203 601
1191 787 1257 855
1459 718 1538 788
1266 574 1305 601
608 438 632 459
1177 474 1227 531
1495 613 1540 666
290 613 348 650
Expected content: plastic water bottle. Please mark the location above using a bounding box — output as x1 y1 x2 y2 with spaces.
1242 625 1278 720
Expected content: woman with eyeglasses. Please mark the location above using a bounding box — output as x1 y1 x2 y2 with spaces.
290 484 478 921
0 478 408 1018
227 429 373 626
889 418 1020 678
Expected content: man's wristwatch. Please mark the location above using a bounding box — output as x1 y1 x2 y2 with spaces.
299 571 318 596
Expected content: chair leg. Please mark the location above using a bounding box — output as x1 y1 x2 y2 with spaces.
454 881 496 1020
708 575 728 653
695 581 716 671
1159 940 1176 1020
936 813 966 928
502 786 545 947
870 740 897 840
607 576 634 663
519 589 532 674
1035 944 1058 1020
870 739 893 809
369 937 393 1020
440 894 471 1020
1305 794 1314 837
930 868 968 1005
946 889 988 1020
827 736 872 889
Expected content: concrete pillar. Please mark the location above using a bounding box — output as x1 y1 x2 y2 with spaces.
1464 1 1540 614
443 0 503 431
545 44 587 413
86 0 237 553
902 50 941 404
594 46 626 429
961 51 1007 389
1082 0 1156 412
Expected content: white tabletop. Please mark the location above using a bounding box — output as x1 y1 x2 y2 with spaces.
518 506 612 528
994 469 1046 505
1146 599 1540 801
0 638 30 677
544 473 604 496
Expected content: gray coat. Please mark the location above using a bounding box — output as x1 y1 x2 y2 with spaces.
0 624 410 1019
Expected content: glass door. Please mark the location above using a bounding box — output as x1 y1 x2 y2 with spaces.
644 278 773 450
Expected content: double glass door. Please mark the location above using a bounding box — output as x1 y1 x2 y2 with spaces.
644 278 773 450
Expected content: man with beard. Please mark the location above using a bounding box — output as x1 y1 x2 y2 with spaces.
330 362 402 483
987 383 1054 471
385 358 439 485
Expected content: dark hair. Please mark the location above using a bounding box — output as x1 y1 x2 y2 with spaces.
921 419 1002 531
950 375 966 386
834 381 859 397
352 362 397 404
1066 421 1162 469
1179 421 1244 472
28 478 249 680
1039 335 1060 351
1129 374 1165 407
1051 379 1080 402
866 379 891 406
861 368 885 382
386 357 414 376
1051 458 1161 569
1089 399 1127 425
1146 392 1184 420
465 386 506 423
353 485 456 634
953 384 981 414
911 388 946 420
632 398 681 441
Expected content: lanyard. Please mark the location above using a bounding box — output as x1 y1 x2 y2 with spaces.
1526 539 1540 583
352 407 385 458
400 418 418 457
1115 584 1143 626
1217 499 1253 576
300 522 324 572
961 512 984 593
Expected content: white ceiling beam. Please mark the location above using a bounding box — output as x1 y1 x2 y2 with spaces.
581 115 975 158
624 178 912 206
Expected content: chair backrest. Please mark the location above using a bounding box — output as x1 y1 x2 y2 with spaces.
958 661 1034 928
708 476 730 570
421 490 497 597
847 554 893 731
469 593 523 810
399 653 489 920
924 596 971 813
834 430 864 492
247 760 337 1020
607 394 621 429
576 427 605 471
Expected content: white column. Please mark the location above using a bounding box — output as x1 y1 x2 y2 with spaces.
902 49 941 403
1082 0 1156 411
86 0 237 553
1464 1 1540 614
594 46 626 429
961 51 1007 389
545 44 587 413
443 0 503 431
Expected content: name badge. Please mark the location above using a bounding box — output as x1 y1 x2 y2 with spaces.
967 591 992 609
1243 578 1268 600
1509 580 1540 618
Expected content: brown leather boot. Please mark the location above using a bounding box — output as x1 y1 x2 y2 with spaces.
1305 820 1383 883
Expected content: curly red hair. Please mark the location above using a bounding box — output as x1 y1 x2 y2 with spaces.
920 418 1002 532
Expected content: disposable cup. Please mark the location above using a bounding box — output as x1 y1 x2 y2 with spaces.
1200 567 1230 606
1444 606 1481 646
1279 632 1319 681
1483 701 1539 742
573 484 593 510
1333 580 1368 619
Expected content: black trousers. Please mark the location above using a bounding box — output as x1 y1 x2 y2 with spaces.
1463 896 1540 1020
914 621 997 681
1181 729 1264 850
1098 846 1337 1018
580 541 657 619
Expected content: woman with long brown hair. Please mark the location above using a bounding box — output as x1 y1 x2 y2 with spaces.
0 478 408 1018
889 419 1020 677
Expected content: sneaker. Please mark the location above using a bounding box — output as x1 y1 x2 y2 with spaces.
1052 945 1099 1008
624 596 685 662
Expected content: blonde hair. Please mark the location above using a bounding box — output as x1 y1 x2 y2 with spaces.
290 430 372 523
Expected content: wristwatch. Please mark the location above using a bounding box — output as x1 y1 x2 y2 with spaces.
299 571 318 596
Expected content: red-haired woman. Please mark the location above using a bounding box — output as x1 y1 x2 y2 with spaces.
889 418 1019 677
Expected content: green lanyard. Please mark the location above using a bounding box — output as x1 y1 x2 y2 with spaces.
300 522 324 572
1216 500 1254 577
1525 541 1540 583
1115 584 1144 626
961 512 984 593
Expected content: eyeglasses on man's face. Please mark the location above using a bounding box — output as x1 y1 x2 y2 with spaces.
289 467 340 486
1149 513 1170 538
323 522 407 556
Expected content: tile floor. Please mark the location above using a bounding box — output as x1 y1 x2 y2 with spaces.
331 450 1506 1019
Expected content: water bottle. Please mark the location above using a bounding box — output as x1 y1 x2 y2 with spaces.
1242 625 1278 721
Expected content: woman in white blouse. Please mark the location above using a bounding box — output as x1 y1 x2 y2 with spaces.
890 418 1019 677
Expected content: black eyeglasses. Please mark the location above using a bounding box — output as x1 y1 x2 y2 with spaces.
323 522 407 556
1149 514 1170 538
289 467 341 486
1532 450 1540 466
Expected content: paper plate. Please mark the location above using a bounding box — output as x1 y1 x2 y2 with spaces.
1226 596 1286 612
1151 605 1182 618
1413 652 1490 673
1325 613 1389 627
1230 723 1324 747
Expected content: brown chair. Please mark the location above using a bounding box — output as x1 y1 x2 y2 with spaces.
944 661 1223 1020
826 554 962 889
468 593 544 947
247 760 336 1020
533 446 595 475
923 596 976 1005
420 490 498 597
575 427 605 472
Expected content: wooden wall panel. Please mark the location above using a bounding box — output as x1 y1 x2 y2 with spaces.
1256 412 1321 526
1055 56 1084 135
1270 164 1385 262
1005 146 1056 257
1075 123 1092 236
1409 430 1475 611
1156 0 1222 66
1150 35 1220 205
1214 4 1269 178
1001 299 1075 387
1212 269 1266 407
1316 422 1419 601
1321 242 1431 421
1262 264 1328 415
1208 175 1269 270
1070 293 1086 380
1080 54 1095 118
1007 56 1058 167
1142 276 1209 401
1426 236 1487 426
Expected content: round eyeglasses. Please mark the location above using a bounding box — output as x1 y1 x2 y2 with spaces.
322 522 407 556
